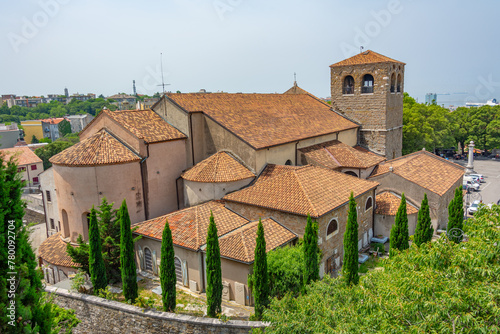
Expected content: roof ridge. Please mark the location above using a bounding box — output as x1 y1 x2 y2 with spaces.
293 168 318 217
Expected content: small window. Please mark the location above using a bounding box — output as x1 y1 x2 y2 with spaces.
50 218 55 230
33 177 39 184
46 190 51 202
390 73 396 93
344 171 358 177
285 159 292 166
174 257 183 283
327 219 338 237
362 74 374 94
365 197 373 211
343 76 355 94
31 165 37 171
17 167 26 172
397 74 402 93
144 247 153 272
58 221 61 231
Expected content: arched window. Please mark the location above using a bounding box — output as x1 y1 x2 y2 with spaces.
61 209 69 238
174 257 183 283
365 197 373 211
344 171 358 177
82 212 90 240
362 74 374 94
327 219 338 238
390 73 396 93
343 76 354 95
285 159 292 166
144 247 153 272
397 74 402 93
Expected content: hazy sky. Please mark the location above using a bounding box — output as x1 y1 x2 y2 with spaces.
1 0 499 106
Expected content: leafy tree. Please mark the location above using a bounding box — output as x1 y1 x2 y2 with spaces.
265 243 304 299
66 234 90 274
303 215 319 289
58 119 72 137
390 193 410 256
35 140 73 169
342 192 359 285
262 205 500 333
252 219 269 320
413 193 433 247
31 134 39 143
447 187 464 243
119 200 138 303
206 212 222 317
160 220 176 312
88 206 108 293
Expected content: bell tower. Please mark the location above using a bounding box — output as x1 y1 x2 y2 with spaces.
330 50 405 159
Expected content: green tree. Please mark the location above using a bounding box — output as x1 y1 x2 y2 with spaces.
447 187 464 243
206 212 222 317
265 243 304 299
98 198 121 283
413 193 433 247
253 219 269 319
31 134 39 143
303 215 319 289
58 119 72 137
66 235 90 274
160 220 176 312
342 192 359 285
34 140 73 169
390 193 410 256
119 199 138 303
88 206 108 293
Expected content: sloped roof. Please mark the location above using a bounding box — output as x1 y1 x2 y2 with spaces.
41 117 66 125
217 218 297 263
182 151 254 183
375 192 419 216
132 201 249 251
224 164 379 218
300 140 385 169
330 50 405 67
283 82 311 95
38 232 80 268
50 129 141 167
369 150 464 196
166 93 358 149
0 146 42 166
104 109 186 143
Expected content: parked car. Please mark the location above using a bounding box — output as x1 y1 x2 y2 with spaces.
469 173 485 183
464 175 480 185
468 200 481 215
463 180 480 191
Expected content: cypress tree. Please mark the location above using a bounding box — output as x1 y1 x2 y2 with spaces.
390 193 410 256
447 187 464 243
414 194 433 247
303 214 319 289
342 192 359 285
160 219 176 312
97 198 121 283
88 206 108 294
206 212 222 317
253 219 269 320
119 199 138 303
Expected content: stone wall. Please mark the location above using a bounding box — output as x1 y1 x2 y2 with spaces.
24 207 45 226
46 286 267 334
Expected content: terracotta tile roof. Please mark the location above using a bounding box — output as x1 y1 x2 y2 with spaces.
299 140 385 169
330 50 405 67
254 164 301 185
0 146 42 166
104 109 186 143
132 201 249 251
224 164 379 218
41 117 66 125
283 83 310 95
181 151 255 183
38 232 80 268
369 150 465 196
166 93 358 149
50 129 141 167
217 218 297 263
375 192 419 216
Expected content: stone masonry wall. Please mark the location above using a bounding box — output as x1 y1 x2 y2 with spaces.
46 287 267 334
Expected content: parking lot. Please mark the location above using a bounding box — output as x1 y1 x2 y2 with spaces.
452 158 500 206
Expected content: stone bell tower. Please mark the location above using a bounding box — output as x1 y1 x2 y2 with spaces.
330 50 405 159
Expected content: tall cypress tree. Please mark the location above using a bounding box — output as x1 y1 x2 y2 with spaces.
253 219 269 320
88 206 108 294
447 187 464 243
303 214 319 289
98 197 121 283
206 212 222 317
342 192 359 285
160 219 176 312
390 193 410 256
414 193 433 247
119 199 138 303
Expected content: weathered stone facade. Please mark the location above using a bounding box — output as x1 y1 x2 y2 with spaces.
46 286 267 334
330 61 404 158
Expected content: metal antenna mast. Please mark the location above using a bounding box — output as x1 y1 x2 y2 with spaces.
158 52 170 95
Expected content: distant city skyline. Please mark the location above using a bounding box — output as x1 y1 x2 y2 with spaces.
1 0 499 107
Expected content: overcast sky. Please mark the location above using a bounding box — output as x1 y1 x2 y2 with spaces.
1 0 499 106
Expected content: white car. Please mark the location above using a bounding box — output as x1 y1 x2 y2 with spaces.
469 174 485 183
468 200 481 215
463 180 480 191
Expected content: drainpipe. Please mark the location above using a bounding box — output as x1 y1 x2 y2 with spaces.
189 113 195 166
139 143 150 220
40 187 49 238
175 176 182 210
295 141 299 165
